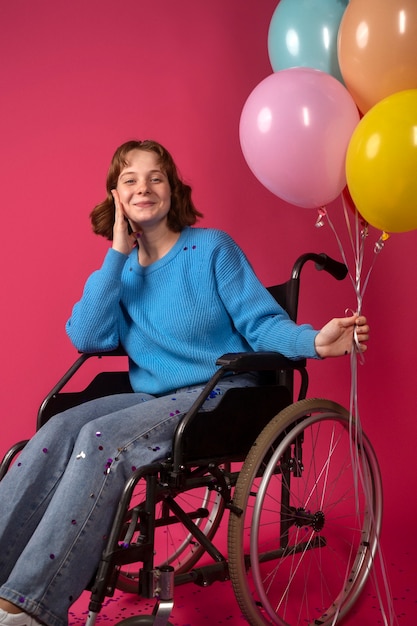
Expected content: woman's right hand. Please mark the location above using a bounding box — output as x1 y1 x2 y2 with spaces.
111 190 136 255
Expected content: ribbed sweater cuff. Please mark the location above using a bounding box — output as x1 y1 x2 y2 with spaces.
295 328 321 359
101 248 129 279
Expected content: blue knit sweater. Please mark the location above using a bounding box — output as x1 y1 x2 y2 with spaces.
66 228 319 394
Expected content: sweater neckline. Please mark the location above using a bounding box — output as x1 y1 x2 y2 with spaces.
129 227 191 275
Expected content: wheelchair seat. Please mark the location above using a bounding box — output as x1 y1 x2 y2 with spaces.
174 383 291 465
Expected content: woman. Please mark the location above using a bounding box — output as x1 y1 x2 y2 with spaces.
0 140 369 626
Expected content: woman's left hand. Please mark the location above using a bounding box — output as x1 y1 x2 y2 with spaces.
314 314 369 358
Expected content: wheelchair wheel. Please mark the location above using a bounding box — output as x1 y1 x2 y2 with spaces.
117 464 228 593
228 398 382 626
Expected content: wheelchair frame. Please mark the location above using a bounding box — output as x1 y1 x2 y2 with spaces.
0 253 383 626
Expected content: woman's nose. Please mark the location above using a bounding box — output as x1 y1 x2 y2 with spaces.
136 179 150 194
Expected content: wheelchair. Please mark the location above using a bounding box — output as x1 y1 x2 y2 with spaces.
0 252 383 626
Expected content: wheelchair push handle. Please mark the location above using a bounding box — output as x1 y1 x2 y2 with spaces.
292 252 348 282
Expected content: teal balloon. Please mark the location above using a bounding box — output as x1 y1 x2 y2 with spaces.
268 0 348 83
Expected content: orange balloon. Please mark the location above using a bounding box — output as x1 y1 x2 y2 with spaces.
338 0 417 113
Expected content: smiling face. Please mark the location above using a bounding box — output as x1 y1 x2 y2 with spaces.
116 149 172 232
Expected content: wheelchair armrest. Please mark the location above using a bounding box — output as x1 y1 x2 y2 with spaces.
216 351 306 371
79 346 127 357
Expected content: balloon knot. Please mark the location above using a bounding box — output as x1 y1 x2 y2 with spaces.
315 207 327 228
374 231 390 254
360 222 369 239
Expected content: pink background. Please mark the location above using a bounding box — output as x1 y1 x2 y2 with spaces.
1 1 416 622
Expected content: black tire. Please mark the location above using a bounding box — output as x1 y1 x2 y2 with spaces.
116 617 174 625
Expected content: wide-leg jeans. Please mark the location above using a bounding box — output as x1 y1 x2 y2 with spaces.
0 374 257 626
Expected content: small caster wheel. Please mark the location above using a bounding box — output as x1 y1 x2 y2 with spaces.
115 616 175 626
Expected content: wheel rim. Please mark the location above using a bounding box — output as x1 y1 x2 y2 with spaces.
228 399 382 626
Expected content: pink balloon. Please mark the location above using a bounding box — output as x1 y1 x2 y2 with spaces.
239 68 360 208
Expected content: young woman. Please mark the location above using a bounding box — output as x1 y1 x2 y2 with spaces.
0 140 369 626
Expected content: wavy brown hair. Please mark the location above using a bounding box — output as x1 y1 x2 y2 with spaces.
90 140 203 239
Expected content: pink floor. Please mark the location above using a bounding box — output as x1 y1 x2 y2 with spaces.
68 537 416 626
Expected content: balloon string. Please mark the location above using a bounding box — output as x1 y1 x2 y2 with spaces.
319 208 352 277
349 349 397 626
315 202 396 625
318 206 365 358
342 197 364 310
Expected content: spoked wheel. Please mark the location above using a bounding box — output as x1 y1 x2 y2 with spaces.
228 399 383 626
117 464 229 593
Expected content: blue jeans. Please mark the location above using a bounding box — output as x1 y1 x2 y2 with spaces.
0 373 257 626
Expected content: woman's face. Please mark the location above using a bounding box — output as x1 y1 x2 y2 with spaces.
116 149 171 232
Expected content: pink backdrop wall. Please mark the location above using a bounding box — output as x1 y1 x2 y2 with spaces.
1 0 416 608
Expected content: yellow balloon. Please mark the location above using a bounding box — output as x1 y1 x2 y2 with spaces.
346 89 417 233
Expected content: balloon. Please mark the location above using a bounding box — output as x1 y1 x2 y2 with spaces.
346 89 417 233
338 0 417 113
341 185 368 228
239 68 360 208
342 186 357 216
268 0 348 83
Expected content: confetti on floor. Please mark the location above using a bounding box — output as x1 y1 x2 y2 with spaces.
69 547 416 626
